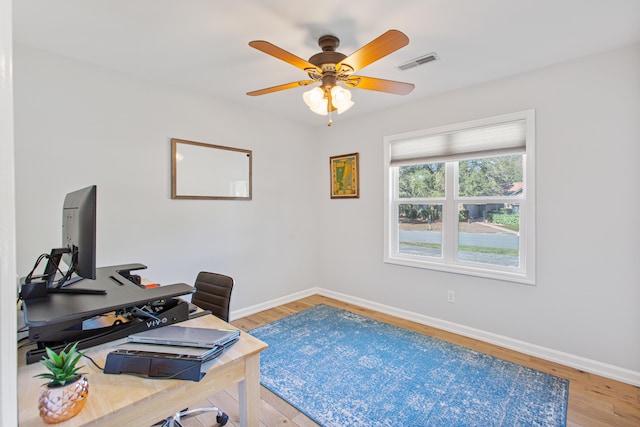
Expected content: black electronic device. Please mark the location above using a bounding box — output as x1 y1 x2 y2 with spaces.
103 345 224 382
104 329 240 381
21 185 103 299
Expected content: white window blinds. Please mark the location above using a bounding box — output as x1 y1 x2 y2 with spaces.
389 119 526 166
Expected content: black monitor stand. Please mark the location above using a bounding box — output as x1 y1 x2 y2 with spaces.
21 263 195 364
20 248 106 300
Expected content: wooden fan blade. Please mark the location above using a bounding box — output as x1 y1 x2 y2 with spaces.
247 80 316 96
337 30 409 73
249 40 321 73
344 76 414 95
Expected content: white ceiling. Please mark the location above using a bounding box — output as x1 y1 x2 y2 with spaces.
13 0 640 127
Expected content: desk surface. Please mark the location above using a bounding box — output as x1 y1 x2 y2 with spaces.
18 314 268 426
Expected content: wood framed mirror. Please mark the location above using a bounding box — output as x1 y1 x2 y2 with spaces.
171 138 252 200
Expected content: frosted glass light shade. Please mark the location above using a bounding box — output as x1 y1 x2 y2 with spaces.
330 86 354 114
303 87 328 115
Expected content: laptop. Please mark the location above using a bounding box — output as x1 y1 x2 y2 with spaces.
126 325 240 349
112 341 224 362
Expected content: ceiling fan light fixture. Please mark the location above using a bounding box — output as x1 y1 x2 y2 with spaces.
303 86 324 106
303 87 328 115
331 86 354 114
310 98 329 115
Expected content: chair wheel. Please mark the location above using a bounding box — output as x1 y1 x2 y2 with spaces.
216 412 229 426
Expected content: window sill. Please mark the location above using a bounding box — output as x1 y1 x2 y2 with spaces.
384 255 535 285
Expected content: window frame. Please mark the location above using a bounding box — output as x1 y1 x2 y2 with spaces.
384 110 536 285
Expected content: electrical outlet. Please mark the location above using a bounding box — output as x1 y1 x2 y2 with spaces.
447 290 455 303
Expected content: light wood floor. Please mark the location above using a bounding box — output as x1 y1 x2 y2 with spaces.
186 295 640 427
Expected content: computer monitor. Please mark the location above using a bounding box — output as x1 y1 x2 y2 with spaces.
36 185 102 293
60 185 97 282
21 185 104 298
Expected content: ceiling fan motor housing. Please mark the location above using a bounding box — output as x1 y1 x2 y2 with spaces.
308 51 347 67
307 35 349 82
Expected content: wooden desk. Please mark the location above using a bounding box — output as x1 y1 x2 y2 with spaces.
18 314 267 426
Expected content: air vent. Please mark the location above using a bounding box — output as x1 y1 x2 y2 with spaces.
397 52 439 71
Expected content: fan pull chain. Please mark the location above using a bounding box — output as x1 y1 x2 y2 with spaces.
327 109 333 127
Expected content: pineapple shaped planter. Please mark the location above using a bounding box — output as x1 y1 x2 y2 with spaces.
35 343 89 424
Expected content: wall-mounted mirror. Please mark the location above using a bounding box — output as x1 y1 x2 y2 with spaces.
171 138 252 200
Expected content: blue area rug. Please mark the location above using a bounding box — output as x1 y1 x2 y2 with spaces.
250 304 568 427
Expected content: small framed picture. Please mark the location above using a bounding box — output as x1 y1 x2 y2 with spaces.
330 153 359 199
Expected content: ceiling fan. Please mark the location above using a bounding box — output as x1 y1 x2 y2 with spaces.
247 29 415 125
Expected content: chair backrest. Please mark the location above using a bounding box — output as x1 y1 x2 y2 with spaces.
191 271 234 322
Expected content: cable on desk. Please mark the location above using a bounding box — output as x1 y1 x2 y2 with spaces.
23 253 48 285
17 253 50 304
21 251 70 294
83 353 104 371
22 252 67 286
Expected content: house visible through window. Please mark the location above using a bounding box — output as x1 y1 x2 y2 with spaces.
383 111 535 284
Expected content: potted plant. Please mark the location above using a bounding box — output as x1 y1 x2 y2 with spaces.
34 342 89 424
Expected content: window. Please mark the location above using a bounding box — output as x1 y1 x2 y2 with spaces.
384 111 535 284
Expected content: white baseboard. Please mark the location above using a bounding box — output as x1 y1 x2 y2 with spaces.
230 287 321 321
231 287 640 387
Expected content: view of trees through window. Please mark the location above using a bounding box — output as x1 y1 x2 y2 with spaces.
397 154 523 267
459 155 522 197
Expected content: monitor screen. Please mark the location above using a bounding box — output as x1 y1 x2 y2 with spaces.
61 185 97 280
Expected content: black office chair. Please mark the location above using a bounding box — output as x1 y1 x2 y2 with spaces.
155 272 234 427
191 271 234 322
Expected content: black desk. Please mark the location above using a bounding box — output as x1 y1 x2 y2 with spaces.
21 263 194 363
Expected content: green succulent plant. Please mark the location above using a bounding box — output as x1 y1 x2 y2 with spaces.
34 342 86 387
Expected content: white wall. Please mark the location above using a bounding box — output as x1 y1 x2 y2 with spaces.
13 44 319 311
0 0 17 424
316 43 640 374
